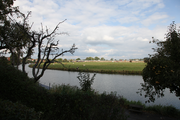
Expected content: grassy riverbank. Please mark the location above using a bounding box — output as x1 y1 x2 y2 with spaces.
1 59 179 119
0 62 127 120
30 62 146 75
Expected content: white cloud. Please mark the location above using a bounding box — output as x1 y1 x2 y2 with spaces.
103 35 114 41
11 0 179 59
142 38 149 41
142 12 168 26
87 36 96 41
85 49 98 53
118 16 139 23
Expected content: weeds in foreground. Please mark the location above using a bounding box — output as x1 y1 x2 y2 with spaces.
122 98 180 117
49 85 127 120
145 105 180 117
122 98 145 107
0 61 127 120
1 60 179 119
0 99 42 120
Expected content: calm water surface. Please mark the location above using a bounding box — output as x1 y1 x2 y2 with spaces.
21 64 180 109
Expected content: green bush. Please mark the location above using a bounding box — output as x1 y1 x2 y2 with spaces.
0 99 42 120
77 72 96 91
145 105 180 117
0 64 54 119
49 85 127 120
121 98 180 118
49 84 79 94
92 92 127 120
0 56 10 65
121 98 145 107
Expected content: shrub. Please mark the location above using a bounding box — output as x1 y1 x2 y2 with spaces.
0 64 54 118
49 85 127 120
0 63 128 120
77 72 96 91
92 92 127 120
145 105 180 117
0 56 10 65
49 84 79 94
0 99 42 120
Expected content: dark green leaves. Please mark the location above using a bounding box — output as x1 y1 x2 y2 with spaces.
138 22 180 103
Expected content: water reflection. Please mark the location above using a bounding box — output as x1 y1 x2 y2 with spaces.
20 64 180 109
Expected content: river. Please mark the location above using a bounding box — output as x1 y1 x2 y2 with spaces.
20 64 180 109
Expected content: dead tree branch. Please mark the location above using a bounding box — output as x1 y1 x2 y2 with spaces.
32 20 77 82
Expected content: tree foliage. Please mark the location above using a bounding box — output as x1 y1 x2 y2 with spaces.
143 57 149 63
0 0 20 51
56 58 63 62
138 22 180 103
1 2 78 82
76 58 81 60
63 58 68 62
6 22 31 67
85 57 94 60
100 57 105 61
94 56 99 60
10 52 20 65
0 1 31 68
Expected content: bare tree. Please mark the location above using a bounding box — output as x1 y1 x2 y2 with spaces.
1 2 77 82
10 11 77 82
32 22 77 82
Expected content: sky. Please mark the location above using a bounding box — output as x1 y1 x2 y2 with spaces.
13 0 180 60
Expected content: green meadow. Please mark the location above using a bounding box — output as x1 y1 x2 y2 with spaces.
42 62 146 75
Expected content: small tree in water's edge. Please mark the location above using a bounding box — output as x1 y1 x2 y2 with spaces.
77 72 96 92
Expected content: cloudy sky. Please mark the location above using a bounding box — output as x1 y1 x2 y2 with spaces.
14 0 180 60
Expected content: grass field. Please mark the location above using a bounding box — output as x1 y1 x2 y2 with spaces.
43 62 146 75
